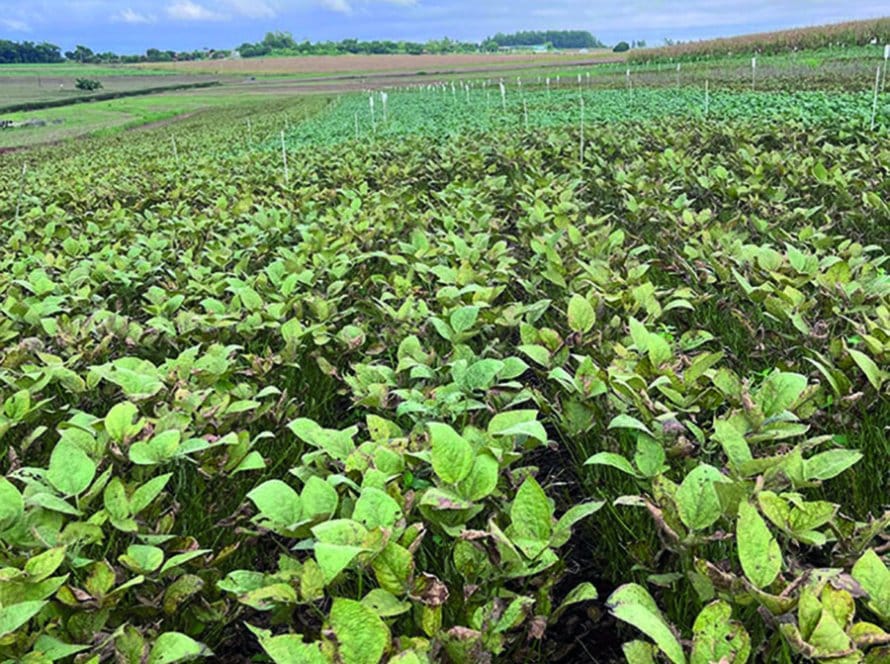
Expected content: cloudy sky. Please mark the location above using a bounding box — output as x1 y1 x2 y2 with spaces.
1 1 887 52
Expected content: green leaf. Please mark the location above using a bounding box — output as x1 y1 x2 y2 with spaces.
713 418 752 468
487 410 547 443
246 625 327 664
0 600 47 637
147 632 211 664
607 584 685 664
352 488 403 529
852 549 890 622
24 547 66 581
629 319 671 366
807 610 852 654
737 501 782 589
462 359 505 391
457 452 499 502
32 635 89 661
690 601 751 664
450 306 480 335
105 402 140 443
163 574 205 615
634 436 666 478
99 358 164 400
314 543 364 585
585 452 639 477
848 348 884 391
129 430 182 466
372 542 413 595
248 480 301 528
130 474 172 514
119 545 165 574
160 549 211 575
552 501 604 547
300 476 339 520
517 344 551 367
0 478 24 531
47 439 96 496
552 582 598 620
568 294 595 334
608 414 652 436
288 418 356 461
429 423 474 484
757 372 807 417
329 598 390 664
509 476 553 558
675 464 727 531
622 640 658 664
804 449 862 481
361 589 411 617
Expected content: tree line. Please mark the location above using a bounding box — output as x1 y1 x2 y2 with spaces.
485 30 605 49
236 32 482 57
0 40 229 64
0 29 613 65
235 30 610 57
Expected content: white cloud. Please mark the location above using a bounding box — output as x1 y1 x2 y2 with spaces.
165 0 226 21
117 8 155 24
0 17 31 32
318 0 418 14
319 0 353 14
223 0 278 18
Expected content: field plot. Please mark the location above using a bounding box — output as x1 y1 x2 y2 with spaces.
0 65 213 108
0 62 888 664
141 50 622 77
0 92 286 149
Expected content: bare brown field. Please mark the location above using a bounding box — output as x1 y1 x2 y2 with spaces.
139 50 621 76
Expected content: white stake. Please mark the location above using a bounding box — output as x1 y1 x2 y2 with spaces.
523 97 529 130
676 62 681 87
369 95 376 132
752 56 757 91
499 80 506 111
246 117 253 146
381 91 388 122
881 44 890 92
871 65 881 131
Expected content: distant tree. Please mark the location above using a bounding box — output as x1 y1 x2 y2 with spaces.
613 41 630 52
65 45 95 63
488 30 604 49
403 41 424 55
75 78 103 91
0 40 63 63
262 31 297 51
